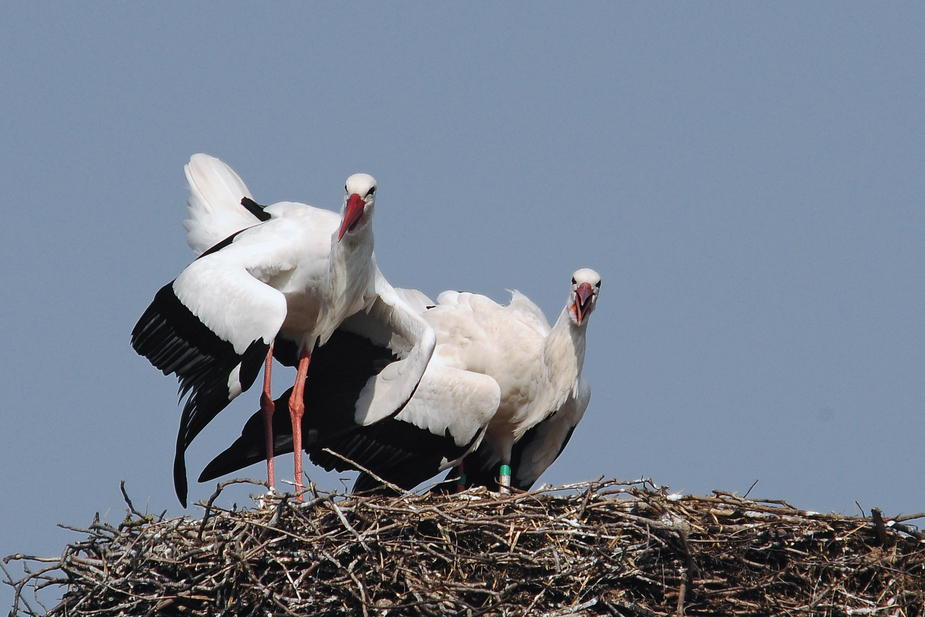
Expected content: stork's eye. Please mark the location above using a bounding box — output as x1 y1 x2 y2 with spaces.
345 184 348 192
368 186 376 196
595 281 601 289
571 277 577 285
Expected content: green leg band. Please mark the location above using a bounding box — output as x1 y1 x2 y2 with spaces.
499 465 512 491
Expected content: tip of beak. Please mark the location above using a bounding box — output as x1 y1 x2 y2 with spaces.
338 193 365 241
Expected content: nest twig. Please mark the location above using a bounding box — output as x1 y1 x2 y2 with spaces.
5 478 925 616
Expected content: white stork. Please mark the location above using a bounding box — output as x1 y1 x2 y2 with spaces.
131 154 435 506
435 268 600 491
199 270 600 494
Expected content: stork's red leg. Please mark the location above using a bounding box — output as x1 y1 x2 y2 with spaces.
288 346 311 501
260 344 275 489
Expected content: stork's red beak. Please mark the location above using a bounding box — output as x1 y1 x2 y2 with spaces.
338 194 365 241
574 282 594 325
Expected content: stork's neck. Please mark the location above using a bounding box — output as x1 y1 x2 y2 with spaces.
334 214 374 251
331 224 374 289
313 226 375 345
542 307 587 399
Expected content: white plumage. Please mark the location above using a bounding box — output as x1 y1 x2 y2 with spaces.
200 287 502 494
427 268 601 491
183 152 261 256
202 270 600 494
132 154 434 506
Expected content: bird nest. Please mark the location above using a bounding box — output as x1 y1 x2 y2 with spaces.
5 478 925 616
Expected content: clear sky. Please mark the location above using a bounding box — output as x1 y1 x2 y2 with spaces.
2 3 923 608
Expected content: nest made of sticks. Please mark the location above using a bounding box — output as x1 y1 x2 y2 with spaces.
5 478 925 617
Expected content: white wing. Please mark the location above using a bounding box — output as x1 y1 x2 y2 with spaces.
507 289 552 336
392 357 500 451
511 376 591 489
173 241 289 355
342 270 437 426
345 358 501 493
394 287 436 314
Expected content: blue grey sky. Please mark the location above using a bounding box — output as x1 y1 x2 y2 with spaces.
2 4 923 607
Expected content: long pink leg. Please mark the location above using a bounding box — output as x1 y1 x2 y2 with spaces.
260 345 276 489
288 346 311 501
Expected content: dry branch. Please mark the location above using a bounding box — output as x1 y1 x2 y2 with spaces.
5 479 925 616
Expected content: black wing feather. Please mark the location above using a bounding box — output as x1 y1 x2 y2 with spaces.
448 419 578 493
322 422 481 495
131 281 267 506
240 197 271 222
199 330 397 481
200 329 479 494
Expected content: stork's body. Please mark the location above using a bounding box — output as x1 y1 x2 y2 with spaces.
429 269 600 491
200 287 501 494
201 270 600 494
132 155 435 506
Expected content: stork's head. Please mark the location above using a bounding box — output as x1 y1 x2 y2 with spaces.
567 268 601 326
338 173 377 241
